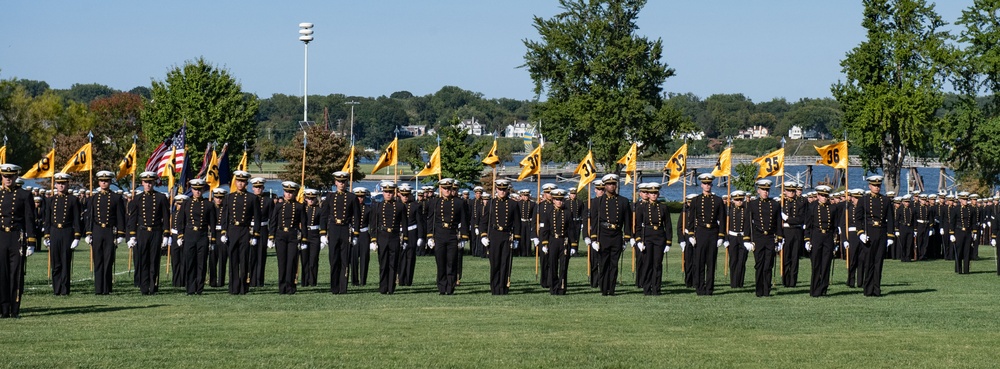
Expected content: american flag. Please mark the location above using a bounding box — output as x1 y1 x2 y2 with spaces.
146 125 186 176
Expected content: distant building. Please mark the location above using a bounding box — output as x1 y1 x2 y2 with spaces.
737 125 770 139
504 120 535 138
677 131 705 141
401 125 426 137
788 125 803 140
803 129 822 140
458 118 485 136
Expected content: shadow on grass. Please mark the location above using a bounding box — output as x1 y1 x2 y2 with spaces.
884 288 936 296
23 304 167 317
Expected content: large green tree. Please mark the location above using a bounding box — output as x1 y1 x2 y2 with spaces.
141 57 259 172
831 0 951 191
523 0 683 170
90 92 144 188
940 0 1000 188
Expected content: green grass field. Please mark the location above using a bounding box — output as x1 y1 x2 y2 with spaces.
2 241 999 368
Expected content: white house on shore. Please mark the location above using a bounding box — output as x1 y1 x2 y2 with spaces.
458 118 485 136
788 125 803 140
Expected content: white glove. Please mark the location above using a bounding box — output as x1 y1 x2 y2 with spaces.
531 238 540 247
209 243 215 251
369 242 377 251
636 242 645 251
320 235 328 245
481 237 489 247
859 233 869 244
115 237 124 244
267 239 275 249
127 237 137 248
776 241 783 252
680 241 686 252
939 229 944 235
743 242 754 251
991 239 996 247
887 239 894 248
320 242 326 250
402 242 408 250
299 243 308 250
591 242 600 251
459 241 466 249
250 238 258 246
629 238 636 247
475 228 480 236
162 237 170 249
428 238 436 249
70 239 79 249
805 241 812 251
843 241 850 250
783 222 790 228
85 235 92 245
950 235 956 243
716 239 724 248
25 246 34 256
351 237 357 246
664 246 670 253
542 246 548 254
622 242 627 250
584 237 592 246
781 212 789 221
895 232 900 237
571 248 577 256
512 240 519 249
44 238 51 247
688 237 696 246
723 241 730 248
928 230 933 236
417 238 424 247
177 237 184 247
221 235 228 244
973 233 979 241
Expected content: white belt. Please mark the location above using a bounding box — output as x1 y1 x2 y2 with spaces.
259 221 269 226
916 220 928 224
727 231 739 237
359 227 369 232
407 224 418 231
848 227 857 232
215 226 222 231
308 225 320 230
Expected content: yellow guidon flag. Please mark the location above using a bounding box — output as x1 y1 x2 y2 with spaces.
752 148 785 179
117 143 137 180
664 143 687 185
205 149 221 192
482 138 500 167
60 142 93 173
0 145 6 164
341 145 355 174
573 150 597 194
21 149 56 179
814 141 848 169
371 137 399 174
517 145 542 181
417 146 441 177
711 147 732 177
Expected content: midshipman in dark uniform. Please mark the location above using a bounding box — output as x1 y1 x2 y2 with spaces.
804 185 836 297
587 174 631 296
478 179 520 295
398 184 422 286
0 164 36 318
854 175 895 297
219 170 261 295
685 173 725 296
44 173 81 295
424 178 469 295
86 170 126 295
300 189 323 287
746 179 782 297
249 177 273 288
320 171 360 294
370 182 406 294
127 171 170 295
268 181 304 294
175 179 216 295
634 183 672 295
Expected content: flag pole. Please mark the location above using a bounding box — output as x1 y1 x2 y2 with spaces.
129 134 136 278
844 132 850 270
681 139 687 277
349 136 355 192
48 138 55 281
631 144 637 276
393 128 399 183
301 131 307 188
535 138 541 282
725 141 731 278
88 131 94 272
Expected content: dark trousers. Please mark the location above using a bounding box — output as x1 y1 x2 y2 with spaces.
782 227 803 287
0 232 25 317
92 227 116 295
170 236 184 288
328 226 351 294
898 229 915 262
954 232 972 274
633 245 644 288
274 231 299 294
915 225 930 260
183 231 208 295
682 239 695 288
862 231 887 297
50 228 75 296
727 235 749 288
487 231 513 295
300 231 320 287
136 229 163 295
209 237 227 287
226 226 251 295
692 229 718 295
433 234 460 295
596 234 623 296
376 236 400 294
846 235 865 288
539 240 550 288
639 241 666 295
753 237 776 297
589 246 600 288
809 233 834 297
399 237 417 286
350 233 371 286
546 240 568 295
250 230 268 287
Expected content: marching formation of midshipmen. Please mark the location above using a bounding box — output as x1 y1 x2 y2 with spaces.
8 154 1000 307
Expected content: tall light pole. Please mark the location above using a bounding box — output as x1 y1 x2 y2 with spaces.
299 22 314 124
345 101 359 140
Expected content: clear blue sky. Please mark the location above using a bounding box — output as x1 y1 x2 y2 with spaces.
0 1 970 103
